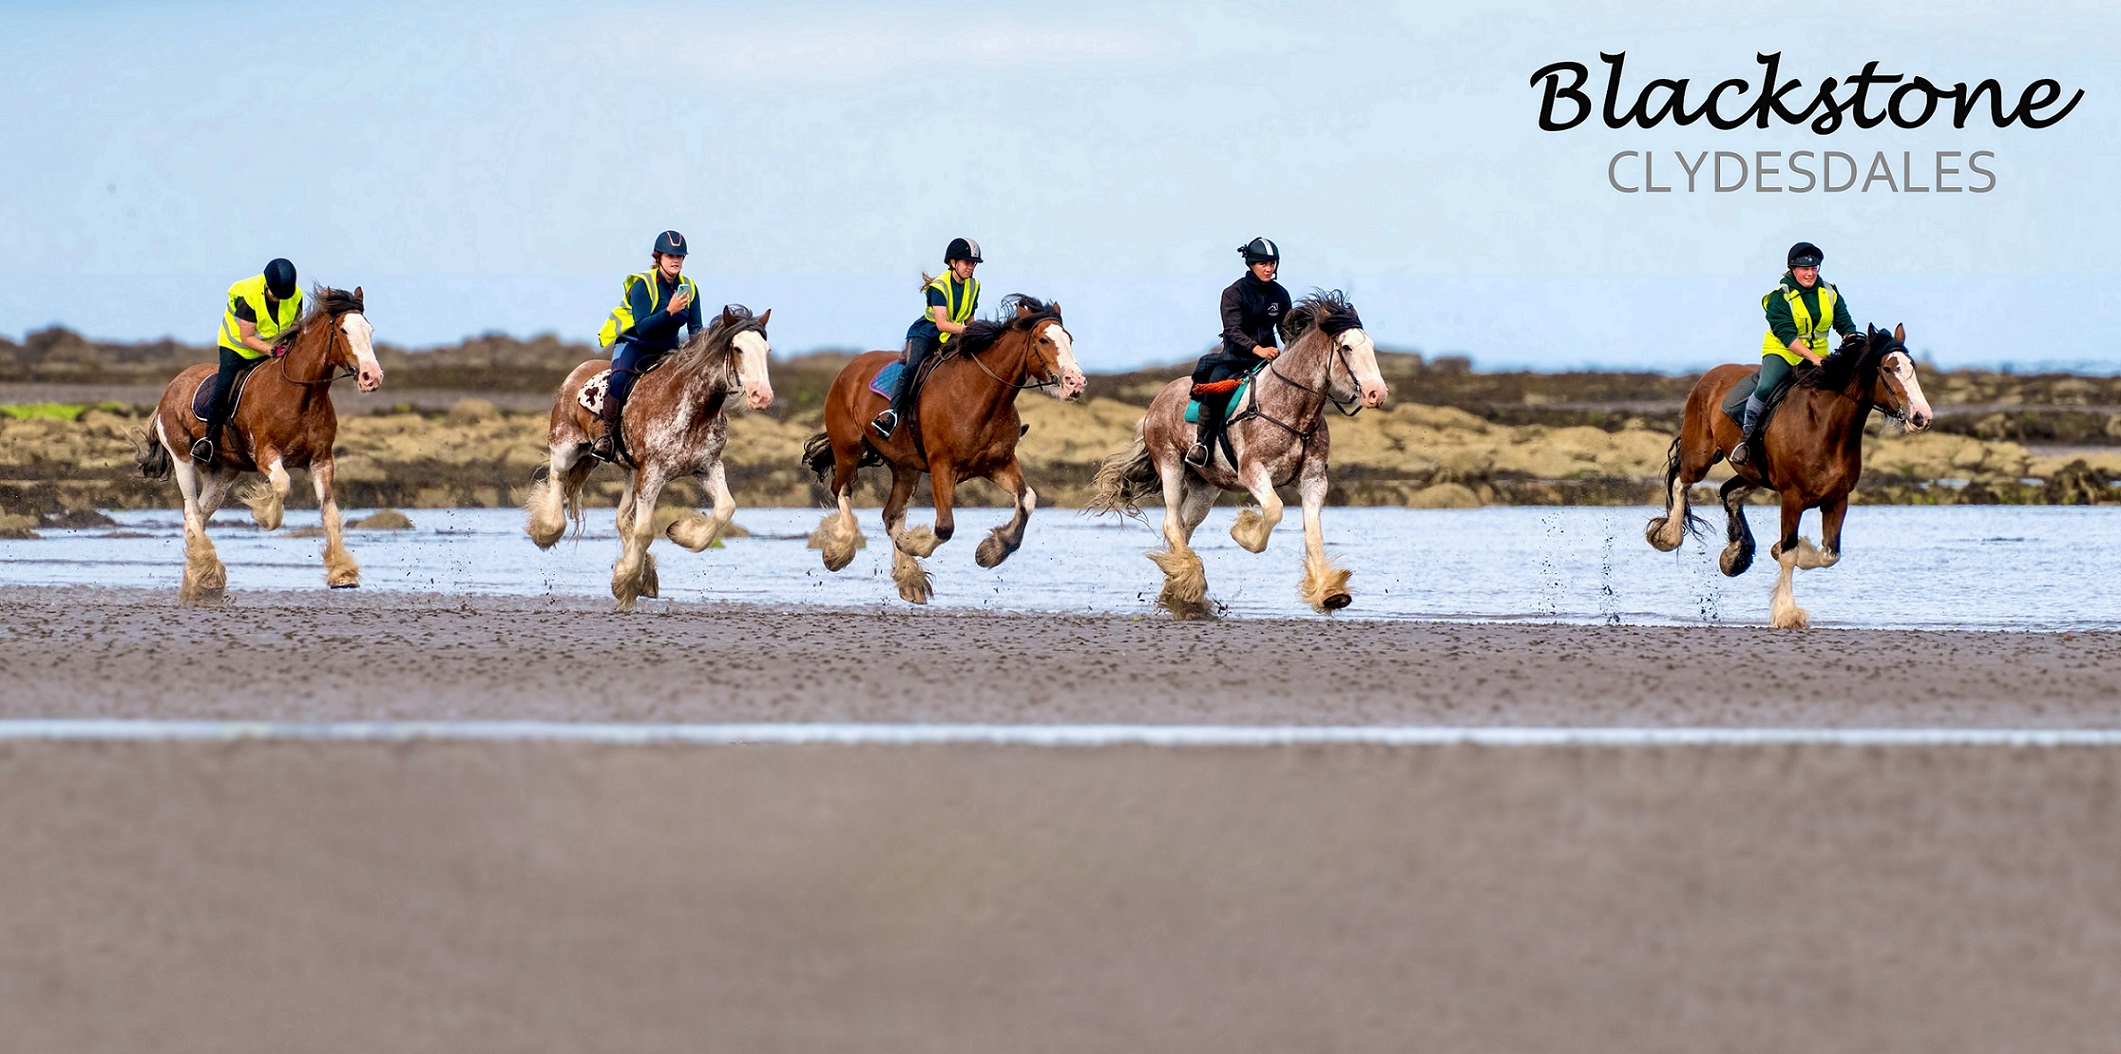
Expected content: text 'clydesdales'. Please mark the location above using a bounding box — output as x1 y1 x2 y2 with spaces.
1528 52 2085 194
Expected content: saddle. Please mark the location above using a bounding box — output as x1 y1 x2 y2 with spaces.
190 363 260 422
576 355 666 415
1722 368 1794 430
1185 366 1262 469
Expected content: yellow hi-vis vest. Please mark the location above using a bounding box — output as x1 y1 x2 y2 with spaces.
1760 281 1839 366
217 275 304 360
599 270 700 348
923 272 980 344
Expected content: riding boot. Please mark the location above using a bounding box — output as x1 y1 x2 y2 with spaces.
195 349 246 463
591 379 626 461
875 336 935 439
1730 394 1767 465
1186 397 1226 469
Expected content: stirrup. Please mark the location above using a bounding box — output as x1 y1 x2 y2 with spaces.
588 432 616 462
1729 440 1753 465
1184 442 1211 468
872 409 899 438
190 438 215 463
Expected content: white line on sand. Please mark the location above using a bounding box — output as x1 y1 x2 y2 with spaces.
1 721 2120 747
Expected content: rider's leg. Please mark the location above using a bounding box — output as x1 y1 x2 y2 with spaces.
194 346 248 462
1186 364 1238 467
876 334 938 438
592 340 648 460
1732 354 1792 465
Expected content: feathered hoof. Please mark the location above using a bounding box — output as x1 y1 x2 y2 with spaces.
178 578 227 606
974 528 1016 569
1230 509 1272 553
241 482 285 532
640 553 660 599
893 560 934 605
1719 541 1754 577
665 512 718 553
895 525 942 558
1644 516 1683 553
1770 602 1811 630
1148 547 1213 620
1300 553 1353 613
810 513 864 571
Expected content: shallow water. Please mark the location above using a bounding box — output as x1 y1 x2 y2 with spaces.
2 505 2115 631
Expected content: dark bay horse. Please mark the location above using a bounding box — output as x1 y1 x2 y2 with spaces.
1646 325 1934 627
133 286 384 603
803 295 1086 604
1086 292 1387 619
525 306 774 611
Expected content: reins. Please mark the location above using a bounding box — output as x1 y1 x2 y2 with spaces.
1225 333 1365 455
277 320 356 386
957 322 1063 392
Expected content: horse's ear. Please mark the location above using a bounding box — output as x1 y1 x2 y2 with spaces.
719 305 735 326
1049 301 1061 318
353 286 362 301
1893 323 1905 342
1015 301 1034 318
757 308 770 328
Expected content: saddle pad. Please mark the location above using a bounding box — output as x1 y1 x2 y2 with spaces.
1183 372 1256 424
191 365 258 422
870 360 905 399
578 369 612 415
1721 369 1796 427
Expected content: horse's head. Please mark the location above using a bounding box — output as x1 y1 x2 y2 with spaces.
1867 324 1932 431
1016 299 1086 400
310 286 383 392
1285 291 1388 409
722 306 775 410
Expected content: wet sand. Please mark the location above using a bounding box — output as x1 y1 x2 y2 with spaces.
7 586 2121 1051
1 587 2116 725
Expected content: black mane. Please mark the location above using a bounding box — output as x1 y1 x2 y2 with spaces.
671 303 768 384
290 285 364 340
1279 290 1364 343
1796 327 1899 393
953 294 1063 357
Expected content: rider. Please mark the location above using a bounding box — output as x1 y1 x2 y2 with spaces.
873 237 981 439
590 230 703 461
1185 237 1290 468
1731 240 1858 466
194 258 304 463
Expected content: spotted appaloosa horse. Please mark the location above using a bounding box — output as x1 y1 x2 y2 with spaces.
802 295 1086 604
525 306 774 611
132 286 384 603
1086 291 1388 619
1647 325 1934 628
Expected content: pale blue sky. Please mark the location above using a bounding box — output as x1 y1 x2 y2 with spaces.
3 0 2116 370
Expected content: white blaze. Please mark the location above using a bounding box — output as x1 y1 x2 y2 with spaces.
341 313 378 370
1041 320 1085 397
1887 351 1932 427
1339 328 1386 399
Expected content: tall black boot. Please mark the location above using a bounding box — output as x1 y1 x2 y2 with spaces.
1186 398 1226 468
875 338 933 439
591 374 628 461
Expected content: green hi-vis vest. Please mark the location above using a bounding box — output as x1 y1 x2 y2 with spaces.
218 275 304 360
1760 281 1839 366
923 272 980 345
599 270 700 348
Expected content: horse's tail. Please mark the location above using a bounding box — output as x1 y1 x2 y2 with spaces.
802 432 835 487
130 425 171 481
1085 431 1159 520
1659 434 1706 540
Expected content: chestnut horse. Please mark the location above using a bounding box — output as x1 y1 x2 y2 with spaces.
1646 325 1934 628
802 295 1086 604
132 286 384 603
524 306 774 611
1085 291 1387 619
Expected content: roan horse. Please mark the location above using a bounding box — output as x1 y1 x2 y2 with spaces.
524 306 774 611
1086 291 1388 619
802 295 1086 604
1646 324 1934 628
132 286 384 603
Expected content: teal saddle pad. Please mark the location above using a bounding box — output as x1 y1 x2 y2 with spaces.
1184 369 1259 423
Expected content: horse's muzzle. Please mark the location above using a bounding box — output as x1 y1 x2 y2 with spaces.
745 382 775 411
1058 372 1087 400
1361 381 1389 409
1908 410 1932 431
357 365 384 393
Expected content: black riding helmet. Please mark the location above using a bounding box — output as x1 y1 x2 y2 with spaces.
1239 237 1280 265
1787 241 1823 269
946 237 983 264
654 230 688 257
263 258 298 299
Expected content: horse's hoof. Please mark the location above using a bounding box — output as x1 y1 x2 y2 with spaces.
1645 517 1682 552
974 533 1012 568
1718 545 1753 578
328 581 359 590
1321 591 1352 611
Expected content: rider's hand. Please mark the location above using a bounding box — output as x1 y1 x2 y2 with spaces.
1257 345 1280 361
668 289 691 314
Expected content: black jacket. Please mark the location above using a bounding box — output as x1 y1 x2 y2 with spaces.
1214 273 1290 363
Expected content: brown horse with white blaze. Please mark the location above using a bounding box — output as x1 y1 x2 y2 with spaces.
1086 291 1388 619
802 295 1086 604
1647 325 1933 628
524 306 774 611
132 286 384 603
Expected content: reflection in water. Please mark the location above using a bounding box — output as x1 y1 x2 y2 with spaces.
1 506 2115 631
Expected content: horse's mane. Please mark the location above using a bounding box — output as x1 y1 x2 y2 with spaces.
669 304 766 388
288 285 365 341
951 294 1062 358
1279 290 1364 344
1795 328 1898 393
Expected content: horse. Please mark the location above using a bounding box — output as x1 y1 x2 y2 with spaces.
801 295 1086 604
1645 324 1934 628
131 286 384 604
1085 291 1388 619
524 306 774 611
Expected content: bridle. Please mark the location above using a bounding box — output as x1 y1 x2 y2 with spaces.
277 313 358 387
1229 329 1367 451
962 319 1066 392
